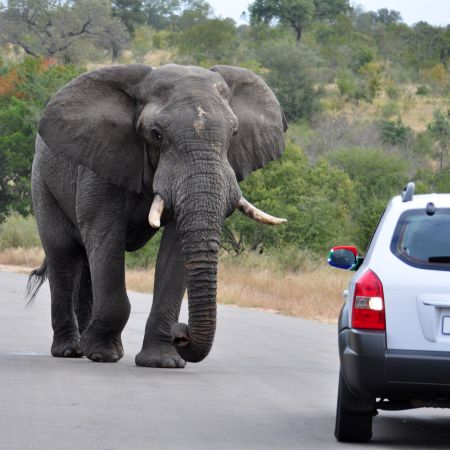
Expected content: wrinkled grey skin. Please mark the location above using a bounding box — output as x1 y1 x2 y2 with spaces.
30 64 286 367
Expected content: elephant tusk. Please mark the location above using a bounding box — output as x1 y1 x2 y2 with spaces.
148 194 165 228
237 197 287 225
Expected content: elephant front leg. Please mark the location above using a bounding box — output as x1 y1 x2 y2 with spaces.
135 221 186 368
76 168 130 363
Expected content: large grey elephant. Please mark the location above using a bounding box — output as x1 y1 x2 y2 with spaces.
28 63 287 368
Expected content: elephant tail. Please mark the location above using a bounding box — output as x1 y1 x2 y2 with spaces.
25 257 48 306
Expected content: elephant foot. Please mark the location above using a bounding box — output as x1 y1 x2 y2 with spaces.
135 344 186 368
80 329 124 363
51 336 83 358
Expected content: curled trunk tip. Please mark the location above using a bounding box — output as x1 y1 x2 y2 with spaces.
171 323 213 363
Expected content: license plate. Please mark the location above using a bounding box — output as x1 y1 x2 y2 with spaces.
443 317 450 335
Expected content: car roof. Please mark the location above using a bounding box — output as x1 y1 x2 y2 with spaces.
390 193 450 209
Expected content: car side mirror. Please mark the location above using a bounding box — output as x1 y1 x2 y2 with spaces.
328 246 362 271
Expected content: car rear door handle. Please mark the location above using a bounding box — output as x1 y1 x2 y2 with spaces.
423 301 450 308
418 294 450 308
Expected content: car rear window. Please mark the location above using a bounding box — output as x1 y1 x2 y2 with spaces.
391 208 450 271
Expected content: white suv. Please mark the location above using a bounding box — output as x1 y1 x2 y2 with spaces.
328 183 450 442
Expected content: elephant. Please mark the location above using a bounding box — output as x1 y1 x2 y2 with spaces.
28 63 287 368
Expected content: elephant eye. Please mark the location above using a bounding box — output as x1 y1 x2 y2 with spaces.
149 128 163 145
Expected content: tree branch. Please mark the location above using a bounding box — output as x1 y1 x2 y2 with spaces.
62 18 92 38
16 40 39 57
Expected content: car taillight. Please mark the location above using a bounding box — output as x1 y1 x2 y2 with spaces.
352 269 385 330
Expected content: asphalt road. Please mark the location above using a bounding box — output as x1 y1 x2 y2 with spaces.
1 270 449 450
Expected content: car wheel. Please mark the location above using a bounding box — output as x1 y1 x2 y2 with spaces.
334 371 374 442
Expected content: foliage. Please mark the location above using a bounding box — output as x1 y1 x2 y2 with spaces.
249 0 350 43
378 118 413 146
336 60 382 103
422 63 450 94
427 110 450 169
140 0 212 31
0 211 40 249
125 232 162 268
0 0 129 63
0 57 84 219
327 148 409 249
291 116 383 160
112 0 146 33
174 18 237 64
225 142 356 253
130 25 155 60
257 43 322 121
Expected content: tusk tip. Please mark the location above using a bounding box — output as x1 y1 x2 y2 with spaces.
270 217 287 225
148 218 161 228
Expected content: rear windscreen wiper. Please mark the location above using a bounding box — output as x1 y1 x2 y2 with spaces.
429 256 450 263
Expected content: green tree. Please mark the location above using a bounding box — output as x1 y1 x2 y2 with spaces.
141 0 212 30
249 0 350 43
0 57 84 218
328 147 409 249
143 0 181 29
427 110 450 169
371 8 402 26
257 43 322 121
172 0 212 30
0 0 129 62
175 18 236 64
226 142 356 253
378 118 413 146
112 0 145 33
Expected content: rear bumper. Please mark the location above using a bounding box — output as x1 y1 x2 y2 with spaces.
339 328 450 400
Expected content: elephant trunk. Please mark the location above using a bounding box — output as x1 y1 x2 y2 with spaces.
169 161 232 363
171 236 219 362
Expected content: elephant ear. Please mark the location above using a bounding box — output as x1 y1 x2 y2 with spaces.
38 64 152 193
210 65 288 181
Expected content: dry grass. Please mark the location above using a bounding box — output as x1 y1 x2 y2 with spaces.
330 89 450 132
0 247 44 269
217 261 350 323
143 49 174 67
0 247 351 323
122 263 351 323
125 267 155 293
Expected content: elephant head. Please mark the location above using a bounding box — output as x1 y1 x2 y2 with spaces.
38 63 287 363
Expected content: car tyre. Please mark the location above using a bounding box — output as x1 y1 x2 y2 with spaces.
335 371 373 442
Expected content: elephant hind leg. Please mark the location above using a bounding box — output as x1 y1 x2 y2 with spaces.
73 255 93 336
33 180 84 358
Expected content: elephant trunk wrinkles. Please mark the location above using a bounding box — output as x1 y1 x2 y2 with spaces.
170 161 229 363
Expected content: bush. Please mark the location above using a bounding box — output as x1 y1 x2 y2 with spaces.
378 118 413 146
257 43 323 122
421 63 450 93
384 79 401 99
416 85 430 96
0 212 40 250
225 142 356 253
336 70 358 98
328 147 410 248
